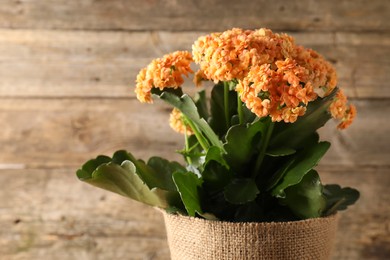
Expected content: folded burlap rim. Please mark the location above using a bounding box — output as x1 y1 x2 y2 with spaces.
161 210 339 260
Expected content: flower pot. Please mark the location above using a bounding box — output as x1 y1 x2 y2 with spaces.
162 211 338 260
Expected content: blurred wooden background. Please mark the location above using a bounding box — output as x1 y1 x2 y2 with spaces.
0 1 389 259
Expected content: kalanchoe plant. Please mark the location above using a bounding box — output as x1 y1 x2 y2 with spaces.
77 28 359 222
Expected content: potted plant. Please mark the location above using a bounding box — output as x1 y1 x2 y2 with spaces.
77 28 359 260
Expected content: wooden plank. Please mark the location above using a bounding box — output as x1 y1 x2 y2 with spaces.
318 166 390 260
0 97 184 169
0 98 388 169
0 29 389 98
0 167 388 259
0 0 388 32
0 169 170 260
0 29 203 98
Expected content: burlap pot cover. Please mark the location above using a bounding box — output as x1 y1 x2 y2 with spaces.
162 211 338 260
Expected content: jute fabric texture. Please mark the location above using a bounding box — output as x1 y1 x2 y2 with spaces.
162 211 338 260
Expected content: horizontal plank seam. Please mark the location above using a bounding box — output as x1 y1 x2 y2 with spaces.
1 165 389 172
0 96 388 101
44 232 167 240
0 96 134 100
0 27 389 34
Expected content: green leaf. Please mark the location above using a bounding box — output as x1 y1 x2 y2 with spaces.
266 157 297 191
78 155 111 177
77 150 132 179
123 152 168 190
205 146 229 168
152 89 223 150
173 171 203 216
92 150 164 191
77 151 185 210
223 120 265 172
202 146 232 191
152 86 184 97
270 89 337 149
266 147 296 157
271 141 330 198
323 184 360 215
241 104 257 124
194 89 209 120
147 157 186 191
111 150 133 165
209 83 238 136
77 160 170 208
224 178 260 205
202 161 233 191
279 170 326 219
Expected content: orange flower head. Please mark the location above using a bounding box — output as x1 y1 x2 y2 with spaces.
329 90 356 129
193 69 207 87
294 47 337 96
329 90 348 119
238 57 318 121
135 51 193 103
337 104 357 130
192 28 296 83
169 108 194 135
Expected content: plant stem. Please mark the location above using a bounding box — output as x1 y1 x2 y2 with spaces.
184 116 209 151
223 81 230 129
184 131 193 165
251 120 275 179
237 94 244 124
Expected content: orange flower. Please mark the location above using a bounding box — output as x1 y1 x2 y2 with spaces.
329 90 348 119
296 82 317 105
276 106 307 123
275 59 308 87
329 90 356 129
238 58 317 122
193 69 207 87
135 51 193 103
337 104 357 130
294 47 337 96
241 91 272 118
169 108 194 135
236 64 274 118
135 68 152 103
192 28 296 83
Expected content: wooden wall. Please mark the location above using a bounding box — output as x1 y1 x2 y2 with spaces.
0 1 389 259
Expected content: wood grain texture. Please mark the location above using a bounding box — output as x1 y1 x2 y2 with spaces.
0 98 388 169
0 0 388 32
319 166 390 260
0 1 388 259
0 167 388 260
0 97 182 169
0 168 170 260
0 29 389 98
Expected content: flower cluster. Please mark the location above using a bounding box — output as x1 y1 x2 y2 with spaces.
169 108 193 135
192 28 295 83
135 51 193 103
135 28 355 130
236 59 315 123
329 90 357 129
